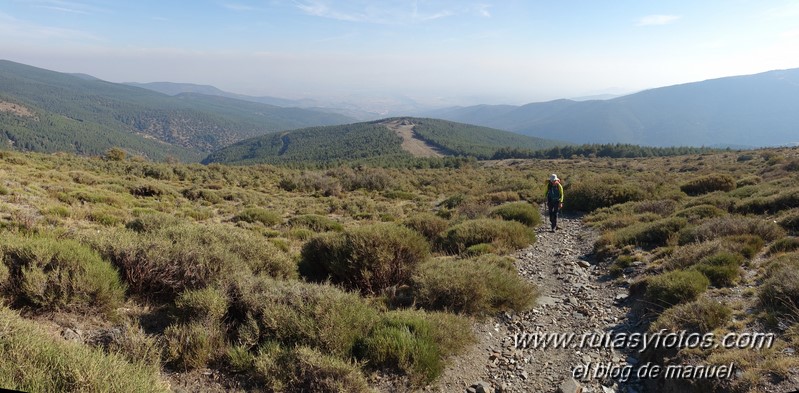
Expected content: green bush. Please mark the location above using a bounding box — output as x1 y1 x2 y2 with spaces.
597 217 687 250
174 287 228 324
735 189 799 215
228 277 380 358
124 212 181 233
443 218 535 254
299 223 429 294
683 191 735 212
690 252 744 287
779 211 799 235
759 253 799 315
0 307 168 392
181 188 223 204
440 193 466 209
679 173 736 196
288 214 343 232
644 270 710 310
403 213 449 243
672 204 727 223
565 176 646 212
411 258 537 316
233 207 281 226
163 321 223 370
490 202 542 227
768 237 799 255
665 236 762 270
85 222 295 300
253 345 371 393
0 234 125 314
650 298 731 334
678 216 785 245
355 309 473 385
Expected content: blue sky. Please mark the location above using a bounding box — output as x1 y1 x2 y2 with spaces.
1 0 799 106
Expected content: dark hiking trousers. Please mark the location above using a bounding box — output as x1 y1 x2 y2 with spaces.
547 199 560 230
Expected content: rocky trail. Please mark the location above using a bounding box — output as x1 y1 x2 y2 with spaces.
429 208 646 393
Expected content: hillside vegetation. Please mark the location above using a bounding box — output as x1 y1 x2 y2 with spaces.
1 146 798 392
202 117 562 165
0 60 352 160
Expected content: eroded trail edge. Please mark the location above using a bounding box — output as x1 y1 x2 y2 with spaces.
431 208 640 393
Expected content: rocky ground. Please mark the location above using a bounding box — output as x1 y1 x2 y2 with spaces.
429 209 647 393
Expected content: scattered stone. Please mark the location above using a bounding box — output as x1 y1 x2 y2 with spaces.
558 377 583 393
61 328 82 342
472 381 492 393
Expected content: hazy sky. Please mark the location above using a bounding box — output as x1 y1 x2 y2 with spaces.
2 0 799 106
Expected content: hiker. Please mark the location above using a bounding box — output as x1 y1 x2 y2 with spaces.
545 174 564 231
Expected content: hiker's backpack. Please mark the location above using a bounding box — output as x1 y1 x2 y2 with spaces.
547 181 561 202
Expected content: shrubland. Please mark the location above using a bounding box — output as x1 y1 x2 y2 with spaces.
1 146 798 391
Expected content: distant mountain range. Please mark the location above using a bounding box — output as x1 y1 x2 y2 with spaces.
126 81 418 121
202 117 563 165
425 69 799 147
0 60 352 160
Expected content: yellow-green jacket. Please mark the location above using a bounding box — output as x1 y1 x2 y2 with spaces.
545 181 564 203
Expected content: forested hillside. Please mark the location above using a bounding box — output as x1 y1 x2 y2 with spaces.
203 117 564 165
0 60 352 160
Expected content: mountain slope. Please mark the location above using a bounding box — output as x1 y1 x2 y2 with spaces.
0 60 353 160
202 117 564 165
428 69 799 147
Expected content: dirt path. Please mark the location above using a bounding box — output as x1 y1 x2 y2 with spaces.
382 120 445 158
429 207 642 393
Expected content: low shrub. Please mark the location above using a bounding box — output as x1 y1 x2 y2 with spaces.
690 251 744 287
403 213 448 244
672 204 727 223
85 222 295 300
228 277 380 358
666 236 764 272
411 258 537 316
0 234 125 314
233 207 281 226
443 218 535 254
683 191 736 212
759 253 799 315
490 202 542 227
778 211 799 235
299 223 429 294
596 217 687 251
288 214 343 232
650 298 731 334
355 309 473 385
678 216 785 245
0 307 168 392
768 237 799 255
129 183 169 198
124 212 181 233
174 287 228 324
254 344 371 393
440 193 466 209
735 189 799 215
565 176 646 212
279 173 342 196
680 173 736 196
163 321 223 370
644 270 710 310
181 188 223 204
464 243 496 256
